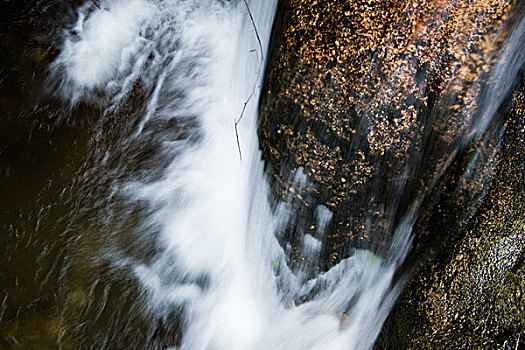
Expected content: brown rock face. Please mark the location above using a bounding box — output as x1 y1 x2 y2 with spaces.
388 79 525 349
259 0 521 259
258 0 525 347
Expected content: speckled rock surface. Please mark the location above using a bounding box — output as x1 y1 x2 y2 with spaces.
259 0 519 265
258 0 524 347
387 79 525 349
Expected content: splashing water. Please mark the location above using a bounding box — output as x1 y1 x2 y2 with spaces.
50 0 420 349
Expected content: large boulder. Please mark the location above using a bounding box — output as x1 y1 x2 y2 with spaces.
258 0 524 346
387 78 525 349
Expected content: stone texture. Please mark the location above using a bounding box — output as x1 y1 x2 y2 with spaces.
387 78 525 349
258 0 524 347
259 0 517 266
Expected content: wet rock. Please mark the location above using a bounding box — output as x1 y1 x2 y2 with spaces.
259 0 519 265
258 0 524 346
387 78 525 349
0 312 62 350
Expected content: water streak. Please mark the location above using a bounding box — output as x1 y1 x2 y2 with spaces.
51 0 421 349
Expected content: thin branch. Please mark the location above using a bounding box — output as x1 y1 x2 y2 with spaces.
241 0 264 63
91 0 101 9
234 122 242 161
234 0 265 161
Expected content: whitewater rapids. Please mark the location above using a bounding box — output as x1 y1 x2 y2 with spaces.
50 1 413 349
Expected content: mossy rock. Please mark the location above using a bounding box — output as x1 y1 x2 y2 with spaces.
259 0 524 347
386 78 525 349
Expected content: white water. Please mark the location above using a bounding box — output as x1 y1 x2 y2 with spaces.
51 0 414 349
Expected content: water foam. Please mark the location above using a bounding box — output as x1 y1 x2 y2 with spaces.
52 1 413 349
50 0 155 103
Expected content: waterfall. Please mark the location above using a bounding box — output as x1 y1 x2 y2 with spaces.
48 0 429 349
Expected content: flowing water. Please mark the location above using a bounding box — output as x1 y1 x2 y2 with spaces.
46 0 411 348
1 0 524 349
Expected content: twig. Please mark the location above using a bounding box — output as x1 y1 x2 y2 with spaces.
234 122 242 161
91 0 101 9
241 0 264 61
234 0 265 161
